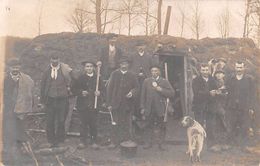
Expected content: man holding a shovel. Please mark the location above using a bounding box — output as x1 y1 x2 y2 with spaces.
140 65 175 150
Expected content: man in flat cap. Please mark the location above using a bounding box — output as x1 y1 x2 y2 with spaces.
99 36 123 80
3 58 34 165
40 55 73 147
106 56 139 148
140 65 175 150
72 60 105 149
130 43 159 80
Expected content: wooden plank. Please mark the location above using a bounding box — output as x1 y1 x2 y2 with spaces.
65 97 77 133
163 6 172 35
184 56 188 115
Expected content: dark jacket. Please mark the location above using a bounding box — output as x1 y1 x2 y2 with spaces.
140 77 175 117
99 46 122 78
192 75 215 112
226 74 256 111
130 52 159 78
72 73 105 111
106 69 139 110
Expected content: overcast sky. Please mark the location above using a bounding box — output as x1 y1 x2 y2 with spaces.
0 0 246 39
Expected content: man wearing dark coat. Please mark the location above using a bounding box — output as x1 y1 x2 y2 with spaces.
140 65 175 150
106 56 139 148
130 43 159 79
192 63 214 126
72 60 105 149
99 37 122 80
40 55 72 147
226 61 256 147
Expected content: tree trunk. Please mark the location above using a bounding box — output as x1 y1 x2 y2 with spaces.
243 0 250 38
128 13 131 36
157 0 162 35
145 0 149 36
96 0 102 34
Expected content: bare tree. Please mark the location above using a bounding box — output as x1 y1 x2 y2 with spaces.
189 0 204 40
243 0 252 38
117 0 143 36
176 1 187 37
157 0 162 35
67 4 94 33
217 7 231 38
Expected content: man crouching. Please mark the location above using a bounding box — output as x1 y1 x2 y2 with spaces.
140 65 175 150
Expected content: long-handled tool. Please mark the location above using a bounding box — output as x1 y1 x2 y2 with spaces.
109 111 117 125
94 61 102 109
163 62 170 122
99 110 117 125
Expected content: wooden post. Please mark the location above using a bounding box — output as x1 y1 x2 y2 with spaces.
163 6 172 35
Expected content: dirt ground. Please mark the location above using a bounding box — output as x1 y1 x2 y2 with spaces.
19 116 260 166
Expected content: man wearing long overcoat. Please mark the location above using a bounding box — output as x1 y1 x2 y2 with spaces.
106 56 139 148
140 65 175 150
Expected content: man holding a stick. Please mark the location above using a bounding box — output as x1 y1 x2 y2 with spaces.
140 64 175 150
72 60 104 149
106 56 139 148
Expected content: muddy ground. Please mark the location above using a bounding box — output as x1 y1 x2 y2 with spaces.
19 115 260 166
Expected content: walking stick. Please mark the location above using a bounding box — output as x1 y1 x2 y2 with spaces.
163 62 170 122
94 61 102 109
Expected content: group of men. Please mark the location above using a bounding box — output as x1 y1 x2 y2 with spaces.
2 36 258 165
192 59 257 151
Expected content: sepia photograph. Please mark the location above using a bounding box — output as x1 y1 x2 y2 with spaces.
0 0 260 165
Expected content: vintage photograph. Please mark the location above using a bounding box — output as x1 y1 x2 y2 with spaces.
1 0 260 165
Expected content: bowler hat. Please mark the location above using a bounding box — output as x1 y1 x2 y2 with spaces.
81 59 96 66
149 64 161 70
119 56 131 64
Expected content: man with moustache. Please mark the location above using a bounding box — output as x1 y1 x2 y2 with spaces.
140 65 175 150
40 55 73 147
72 60 105 149
106 56 139 148
226 61 256 147
3 58 34 165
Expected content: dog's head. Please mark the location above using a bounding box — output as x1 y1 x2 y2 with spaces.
181 116 195 127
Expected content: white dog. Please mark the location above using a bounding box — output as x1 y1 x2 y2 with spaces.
181 116 206 162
